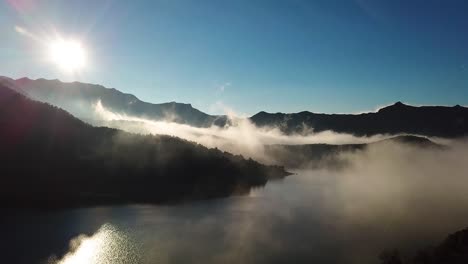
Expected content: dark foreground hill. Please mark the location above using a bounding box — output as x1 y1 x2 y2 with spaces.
380 227 468 264
0 76 228 127
265 135 441 169
0 82 288 208
251 102 468 138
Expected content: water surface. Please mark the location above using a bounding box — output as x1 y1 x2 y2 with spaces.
4 169 468 264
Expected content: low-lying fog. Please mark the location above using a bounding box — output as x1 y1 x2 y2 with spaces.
92 101 396 163
30 138 467 264
23 101 465 264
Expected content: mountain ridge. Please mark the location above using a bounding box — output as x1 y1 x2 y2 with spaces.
250 102 468 137
0 76 229 128
2 76 467 138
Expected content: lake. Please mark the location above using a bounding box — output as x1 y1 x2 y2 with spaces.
4 169 468 264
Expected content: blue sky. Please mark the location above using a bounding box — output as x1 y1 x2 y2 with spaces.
1 0 468 115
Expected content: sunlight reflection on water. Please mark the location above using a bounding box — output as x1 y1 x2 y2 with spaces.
51 224 139 264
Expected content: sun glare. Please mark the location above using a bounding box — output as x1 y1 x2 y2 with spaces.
49 38 86 72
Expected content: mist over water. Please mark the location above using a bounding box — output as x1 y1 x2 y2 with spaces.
5 135 464 264
91 100 392 163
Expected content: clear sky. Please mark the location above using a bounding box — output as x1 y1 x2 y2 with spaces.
1 0 468 115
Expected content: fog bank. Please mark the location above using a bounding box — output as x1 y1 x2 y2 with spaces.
92 101 393 163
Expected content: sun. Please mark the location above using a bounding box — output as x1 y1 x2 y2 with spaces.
49 38 87 72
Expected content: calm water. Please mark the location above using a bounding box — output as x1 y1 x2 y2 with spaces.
4 170 468 264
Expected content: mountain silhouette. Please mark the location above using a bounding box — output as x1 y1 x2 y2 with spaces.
0 76 228 127
251 103 468 138
0 81 288 208
2 76 467 138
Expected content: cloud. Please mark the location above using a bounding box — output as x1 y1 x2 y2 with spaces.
92 100 394 164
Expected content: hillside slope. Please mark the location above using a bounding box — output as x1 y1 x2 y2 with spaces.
265 135 441 169
0 76 228 127
0 82 287 208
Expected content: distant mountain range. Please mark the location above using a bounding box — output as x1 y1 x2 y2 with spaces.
2 76 468 138
251 102 468 138
0 76 228 127
0 82 287 208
